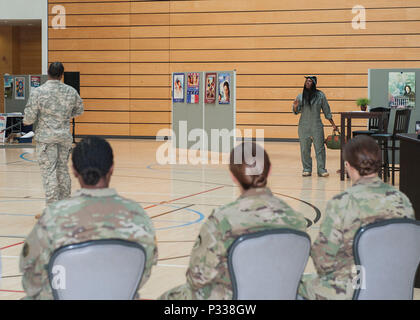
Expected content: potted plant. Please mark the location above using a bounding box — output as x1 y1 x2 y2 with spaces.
356 98 370 111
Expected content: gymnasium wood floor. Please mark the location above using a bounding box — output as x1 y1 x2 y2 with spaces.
0 139 418 300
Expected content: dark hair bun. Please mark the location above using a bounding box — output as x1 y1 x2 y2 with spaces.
81 167 102 186
72 136 114 186
358 159 381 176
343 135 382 176
252 175 267 188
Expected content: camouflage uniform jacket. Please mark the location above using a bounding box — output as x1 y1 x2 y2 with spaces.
19 188 158 300
310 176 414 298
23 80 84 143
185 187 307 300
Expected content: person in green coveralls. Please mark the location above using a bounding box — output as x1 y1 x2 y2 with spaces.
293 76 338 177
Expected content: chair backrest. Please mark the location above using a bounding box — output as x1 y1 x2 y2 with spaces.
368 107 390 132
352 218 420 300
393 108 412 135
48 239 146 300
228 229 311 300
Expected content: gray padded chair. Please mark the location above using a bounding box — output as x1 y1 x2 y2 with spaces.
228 229 311 300
352 218 420 300
48 239 146 300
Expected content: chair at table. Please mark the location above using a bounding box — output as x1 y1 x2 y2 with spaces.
371 108 411 185
352 107 390 137
352 218 420 300
48 239 146 300
228 229 311 300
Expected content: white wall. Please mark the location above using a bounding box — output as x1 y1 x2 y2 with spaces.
0 0 48 73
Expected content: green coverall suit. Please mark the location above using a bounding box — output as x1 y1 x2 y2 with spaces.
293 90 332 175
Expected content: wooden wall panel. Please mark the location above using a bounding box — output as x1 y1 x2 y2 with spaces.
48 0 420 139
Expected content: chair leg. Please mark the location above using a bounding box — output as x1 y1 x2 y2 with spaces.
384 140 389 183
392 139 395 185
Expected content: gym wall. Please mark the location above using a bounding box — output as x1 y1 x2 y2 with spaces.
48 0 420 139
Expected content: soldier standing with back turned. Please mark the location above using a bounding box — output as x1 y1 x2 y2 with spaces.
23 62 84 205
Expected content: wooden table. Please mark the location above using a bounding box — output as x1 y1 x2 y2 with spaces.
339 111 387 180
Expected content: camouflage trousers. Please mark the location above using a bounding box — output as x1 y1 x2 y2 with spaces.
298 273 354 300
36 141 72 204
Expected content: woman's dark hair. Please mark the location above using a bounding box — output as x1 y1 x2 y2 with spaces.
302 79 317 107
229 142 271 190
72 136 114 186
343 135 381 176
48 62 64 79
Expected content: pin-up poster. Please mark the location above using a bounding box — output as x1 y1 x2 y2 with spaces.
187 72 199 104
388 72 415 109
30 75 41 94
205 73 216 104
15 77 25 100
4 75 13 99
0 116 6 143
218 73 230 104
173 73 185 103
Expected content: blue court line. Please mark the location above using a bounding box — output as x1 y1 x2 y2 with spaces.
0 199 205 231
19 152 36 163
155 204 205 231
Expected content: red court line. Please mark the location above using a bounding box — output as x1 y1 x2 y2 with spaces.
144 185 224 210
0 289 25 293
0 241 24 251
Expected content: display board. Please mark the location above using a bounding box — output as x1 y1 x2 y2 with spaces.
4 74 48 114
172 70 236 155
368 68 420 163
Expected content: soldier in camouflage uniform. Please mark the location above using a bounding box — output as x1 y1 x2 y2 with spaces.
159 142 307 300
298 135 414 300
19 137 157 299
23 62 84 205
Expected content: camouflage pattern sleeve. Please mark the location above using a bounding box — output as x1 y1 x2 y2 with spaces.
320 91 333 120
311 197 344 276
19 209 52 299
186 212 222 296
23 90 40 125
71 91 84 118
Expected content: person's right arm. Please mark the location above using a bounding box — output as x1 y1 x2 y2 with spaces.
71 92 84 118
19 209 51 299
186 213 222 293
23 91 39 125
310 197 344 276
292 95 302 115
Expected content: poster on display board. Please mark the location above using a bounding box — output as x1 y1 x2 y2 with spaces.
218 73 230 104
205 73 216 104
173 73 185 103
15 77 25 100
4 75 13 99
388 72 416 109
0 116 6 143
30 75 41 94
187 72 199 104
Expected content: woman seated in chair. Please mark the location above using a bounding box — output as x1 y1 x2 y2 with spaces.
298 135 414 300
19 136 158 299
159 142 307 300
